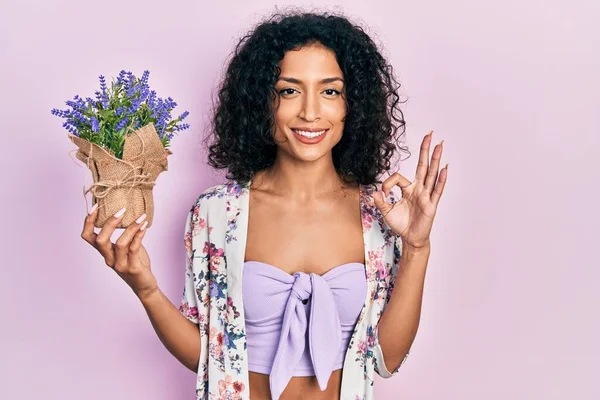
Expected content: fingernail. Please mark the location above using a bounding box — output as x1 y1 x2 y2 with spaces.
136 213 147 224
113 207 126 218
140 221 148 231
88 203 98 215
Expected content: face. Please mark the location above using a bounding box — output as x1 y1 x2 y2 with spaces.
271 43 347 163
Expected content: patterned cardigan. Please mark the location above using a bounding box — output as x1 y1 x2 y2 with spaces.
178 180 408 400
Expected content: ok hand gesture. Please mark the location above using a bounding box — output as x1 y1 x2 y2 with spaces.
374 131 448 250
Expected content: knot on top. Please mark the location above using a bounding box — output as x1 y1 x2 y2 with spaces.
290 271 323 303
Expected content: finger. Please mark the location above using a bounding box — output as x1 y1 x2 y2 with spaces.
114 213 148 272
81 203 99 245
373 190 393 217
95 207 127 267
129 220 148 254
424 140 444 194
381 172 412 197
415 131 433 183
128 220 148 267
431 164 448 206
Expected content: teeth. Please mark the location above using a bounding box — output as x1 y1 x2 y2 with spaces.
294 129 326 138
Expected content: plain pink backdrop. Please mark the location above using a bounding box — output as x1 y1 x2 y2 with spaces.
1 0 598 399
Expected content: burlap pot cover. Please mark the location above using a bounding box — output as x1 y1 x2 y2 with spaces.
68 122 172 229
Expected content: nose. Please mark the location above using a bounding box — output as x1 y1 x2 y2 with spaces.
297 90 321 122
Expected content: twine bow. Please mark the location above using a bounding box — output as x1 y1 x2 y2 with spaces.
83 166 155 199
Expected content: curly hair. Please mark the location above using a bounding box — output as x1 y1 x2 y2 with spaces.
205 9 410 186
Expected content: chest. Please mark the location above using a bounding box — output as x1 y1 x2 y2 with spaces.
243 188 365 275
194 181 395 399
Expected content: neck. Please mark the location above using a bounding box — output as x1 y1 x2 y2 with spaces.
254 152 351 201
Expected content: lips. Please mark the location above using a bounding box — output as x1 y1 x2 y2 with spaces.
291 128 329 144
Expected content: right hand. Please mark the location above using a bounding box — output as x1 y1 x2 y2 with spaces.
81 205 158 301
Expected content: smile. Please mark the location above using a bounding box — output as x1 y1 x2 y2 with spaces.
292 129 327 138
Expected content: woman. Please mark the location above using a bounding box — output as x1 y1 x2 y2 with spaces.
81 10 447 400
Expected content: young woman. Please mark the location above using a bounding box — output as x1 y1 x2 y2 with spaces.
81 10 447 400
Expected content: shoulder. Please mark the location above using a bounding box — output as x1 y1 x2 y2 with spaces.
190 180 248 213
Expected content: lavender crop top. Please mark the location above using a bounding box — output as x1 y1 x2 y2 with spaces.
242 260 368 400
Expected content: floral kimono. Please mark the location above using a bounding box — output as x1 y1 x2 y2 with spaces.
178 180 409 400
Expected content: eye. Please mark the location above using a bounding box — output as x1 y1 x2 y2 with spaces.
324 89 341 96
278 88 298 96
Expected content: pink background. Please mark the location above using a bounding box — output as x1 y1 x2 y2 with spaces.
1 0 598 398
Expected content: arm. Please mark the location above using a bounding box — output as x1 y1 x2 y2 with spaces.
375 240 430 376
139 200 208 373
139 288 201 372
372 130 446 376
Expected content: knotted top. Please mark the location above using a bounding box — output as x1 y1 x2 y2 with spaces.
242 261 367 400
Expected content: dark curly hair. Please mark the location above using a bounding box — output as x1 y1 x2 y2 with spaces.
205 8 410 186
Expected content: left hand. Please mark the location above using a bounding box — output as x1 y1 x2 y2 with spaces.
373 131 448 250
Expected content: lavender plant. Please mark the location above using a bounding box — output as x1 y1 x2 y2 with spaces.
51 70 190 159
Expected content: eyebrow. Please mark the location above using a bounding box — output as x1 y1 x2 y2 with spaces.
277 77 344 84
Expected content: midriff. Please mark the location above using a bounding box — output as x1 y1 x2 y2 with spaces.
248 369 342 400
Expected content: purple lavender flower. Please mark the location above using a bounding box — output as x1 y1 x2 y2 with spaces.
116 70 127 86
126 82 137 98
53 69 190 154
166 97 177 109
62 121 79 136
51 108 70 118
99 75 107 92
151 97 164 119
65 95 86 112
141 70 150 85
147 90 157 109
99 75 109 108
90 116 100 133
126 71 134 88
139 85 150 103
70 109 87 126
115 117 129 131
175 123 190 132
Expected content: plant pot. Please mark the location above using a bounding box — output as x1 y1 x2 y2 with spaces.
69 122 172 229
